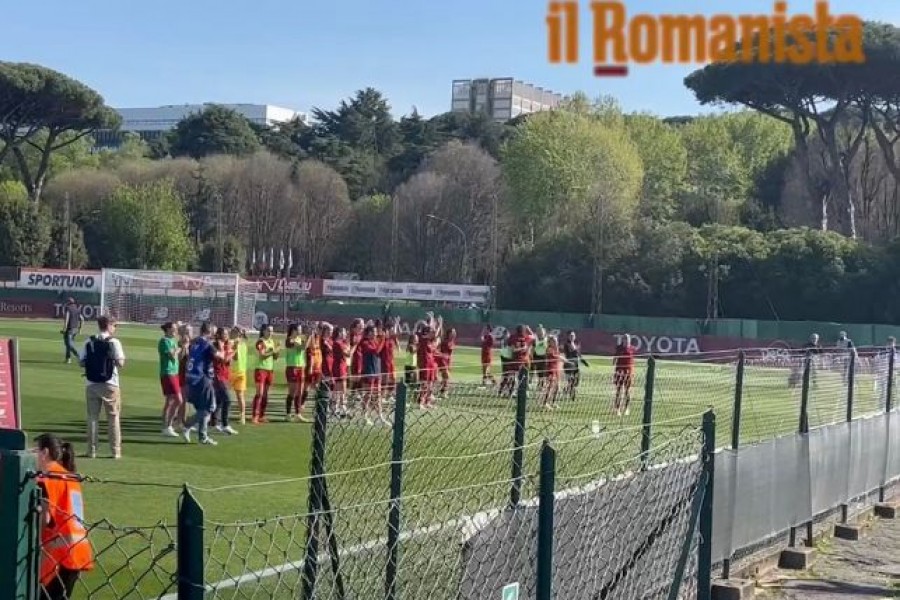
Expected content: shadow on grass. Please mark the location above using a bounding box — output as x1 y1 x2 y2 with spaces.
33 415 176 446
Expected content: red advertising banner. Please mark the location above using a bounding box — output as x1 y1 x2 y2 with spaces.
0 338 21 430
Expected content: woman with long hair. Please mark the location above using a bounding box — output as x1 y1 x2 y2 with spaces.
404 332 419 396
34 433 93 600
541 336 563 409
229 327 249 425
480 325 496 388
212 327 238 434
284 323 309 423
176 323 193 429
562 330 589 401
380 317 401 403
250 324 279 424
360 324 387 424
437 327 457 398
332 327 350 416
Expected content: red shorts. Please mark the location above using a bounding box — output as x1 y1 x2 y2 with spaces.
481 352 491 366
420 366 437 382
285 367 304 383
254 369 274 386
614 369 634 387
436 357 451 370
160 375 181 397
306 371 323 387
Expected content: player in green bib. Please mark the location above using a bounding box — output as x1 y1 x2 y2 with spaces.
532 326 549 391
158 322 184 437
284 323 309 423
229 327 249 424
250 325 279 424
404 333 419 394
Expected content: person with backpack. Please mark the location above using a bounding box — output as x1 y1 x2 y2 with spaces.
80 316 126 459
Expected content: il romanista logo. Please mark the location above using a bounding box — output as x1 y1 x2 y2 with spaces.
547 1 865 76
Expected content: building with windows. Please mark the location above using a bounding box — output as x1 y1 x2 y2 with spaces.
94 103 308 148
451 78 564 122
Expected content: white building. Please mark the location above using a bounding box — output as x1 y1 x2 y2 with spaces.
451 78 565 122
95 103 308 148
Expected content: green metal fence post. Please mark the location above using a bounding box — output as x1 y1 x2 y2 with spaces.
697 410 716 600
888 348 895 414
177 485 205 600
0 429 39 600
789 354 812 547
841 349 855 523
509 366 529 508
721 350 744 580
301 382 330 600
536 441 556 600
640 357 656 471
385 382 408 600
880 348 895 503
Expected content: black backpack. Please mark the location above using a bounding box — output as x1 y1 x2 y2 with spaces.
84 336 115 383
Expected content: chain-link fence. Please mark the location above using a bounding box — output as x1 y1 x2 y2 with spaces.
5 345 897 600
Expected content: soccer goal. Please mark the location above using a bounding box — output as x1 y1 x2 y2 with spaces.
99 269 258 329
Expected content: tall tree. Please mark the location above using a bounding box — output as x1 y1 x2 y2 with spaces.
292 160 352 275
0 181 52 266
0 62 119 203
684 25 888 238
168 105 261 159
624 114 687 220
501 110 641 245
100 181 194 270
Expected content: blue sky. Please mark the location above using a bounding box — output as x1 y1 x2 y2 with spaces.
2 1 896 119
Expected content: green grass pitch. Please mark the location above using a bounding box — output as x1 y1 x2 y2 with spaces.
5 318 880 598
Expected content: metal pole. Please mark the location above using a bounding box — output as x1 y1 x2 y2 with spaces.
721 350 744 580
536 441 556 600
385 383 408 600
841 349 855 523
697 410 716 600
426 214 468 283
65 192 72 270
281 266 288 334
640 357 656 471
880 347 895 503
509 366 529 508
790 353 812 547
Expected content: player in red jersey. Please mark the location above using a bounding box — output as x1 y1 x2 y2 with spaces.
509 324 534 374
331 327 350 416
613 333 636 416
212 327 238 434
300 323 325 411
380 317 400 403
417 318 440 408
541 336 563 409
349 318 365 399
480 325 496 387
359 325 387 424
437 327 457 397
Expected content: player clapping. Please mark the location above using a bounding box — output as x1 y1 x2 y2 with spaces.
250 324 279 424
613 334 636 416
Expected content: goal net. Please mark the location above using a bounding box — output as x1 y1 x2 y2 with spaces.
99 269 258 330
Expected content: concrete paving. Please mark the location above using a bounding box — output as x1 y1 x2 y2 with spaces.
758 516 900 600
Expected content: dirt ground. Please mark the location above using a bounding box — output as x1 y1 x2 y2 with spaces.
756 515 900 599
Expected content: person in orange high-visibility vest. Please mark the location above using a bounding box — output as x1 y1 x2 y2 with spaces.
34 433 93 600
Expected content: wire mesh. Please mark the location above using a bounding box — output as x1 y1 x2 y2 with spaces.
38 492 176 600
28 345 900 600
547 422 705 600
